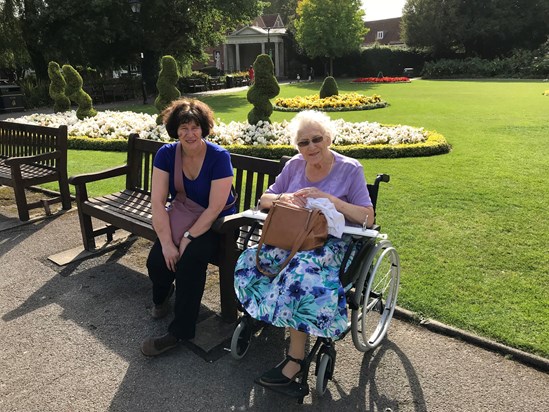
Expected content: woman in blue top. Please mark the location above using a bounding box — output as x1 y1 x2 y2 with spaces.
141 98 235 357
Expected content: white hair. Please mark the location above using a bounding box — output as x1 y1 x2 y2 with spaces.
287 110 335 147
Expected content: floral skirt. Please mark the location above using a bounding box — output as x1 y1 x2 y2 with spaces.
233 236 354 338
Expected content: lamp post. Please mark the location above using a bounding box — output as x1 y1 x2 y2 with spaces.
266 26 272 58
128 0 148 104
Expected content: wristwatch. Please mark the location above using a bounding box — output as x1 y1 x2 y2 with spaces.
183 231 196 241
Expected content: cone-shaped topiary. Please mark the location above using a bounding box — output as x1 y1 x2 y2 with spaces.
62 64 97 119
319 76 339 99
247 54 280 125
155 55 181 124
48 62 71 113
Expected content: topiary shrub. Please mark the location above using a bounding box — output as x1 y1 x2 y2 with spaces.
246 54 280 125
155 55 180 124
319 76 339 99
62 64 97 119
47 62 71 113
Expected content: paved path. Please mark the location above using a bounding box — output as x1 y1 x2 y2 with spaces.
0 206 548 411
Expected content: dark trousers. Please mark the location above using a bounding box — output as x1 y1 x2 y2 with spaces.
146 230 220 339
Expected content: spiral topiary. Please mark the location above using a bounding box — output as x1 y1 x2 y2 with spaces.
155 55 181 124
246 54 280 125
47 62 71 113
62 64 97 119
319 76 339 99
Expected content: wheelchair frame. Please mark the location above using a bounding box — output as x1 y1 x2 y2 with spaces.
229 174 401 403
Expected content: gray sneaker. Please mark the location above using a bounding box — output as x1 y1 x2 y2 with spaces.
151 284 175 319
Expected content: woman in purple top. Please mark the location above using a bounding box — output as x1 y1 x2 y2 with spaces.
141 98 235 357
234 110 374 386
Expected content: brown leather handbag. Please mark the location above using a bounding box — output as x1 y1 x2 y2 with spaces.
255 201 328 277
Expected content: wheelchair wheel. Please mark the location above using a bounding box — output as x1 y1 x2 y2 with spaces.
351 240 400 352
230 317 253 360
315 353 334 396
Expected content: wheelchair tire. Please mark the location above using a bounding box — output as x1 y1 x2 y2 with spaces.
351 239 400 352
230 317 252 360
315 353 334 396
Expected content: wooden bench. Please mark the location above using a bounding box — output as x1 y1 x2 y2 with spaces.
69 133 285 322
209 77 225 90
187 78 207 93
0 121 72 221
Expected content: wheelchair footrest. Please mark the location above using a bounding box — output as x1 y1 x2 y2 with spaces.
254 377 310 399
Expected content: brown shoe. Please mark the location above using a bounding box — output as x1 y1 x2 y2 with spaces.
151 284 175 319
141 332 179 357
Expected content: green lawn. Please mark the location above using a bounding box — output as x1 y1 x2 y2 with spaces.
65 79 549 357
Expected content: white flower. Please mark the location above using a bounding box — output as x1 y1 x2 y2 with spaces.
4 111 427 146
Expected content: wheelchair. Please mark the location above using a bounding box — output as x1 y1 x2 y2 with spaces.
229 174 401 403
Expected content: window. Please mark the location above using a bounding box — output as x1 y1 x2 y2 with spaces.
376 31 384 40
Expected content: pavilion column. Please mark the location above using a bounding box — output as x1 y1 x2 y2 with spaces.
235 44 241 72
274 41 280 77
223 44 228 73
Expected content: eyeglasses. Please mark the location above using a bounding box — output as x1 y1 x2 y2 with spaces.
296 135 324 148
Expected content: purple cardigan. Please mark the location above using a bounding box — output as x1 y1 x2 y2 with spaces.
265 150 373 208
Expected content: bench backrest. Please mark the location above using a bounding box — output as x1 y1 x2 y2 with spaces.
126 134 284 211
0 121 67 168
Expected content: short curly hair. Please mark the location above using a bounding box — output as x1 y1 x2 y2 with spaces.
162 98 215 139
287 110 335 148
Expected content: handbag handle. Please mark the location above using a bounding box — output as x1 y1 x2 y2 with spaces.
255 205 316 277
173 142 237 211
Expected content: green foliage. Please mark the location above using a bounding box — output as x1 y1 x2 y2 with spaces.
294 0 366 74
18 76 50 109
155 55 181 124
319 76 339 99
62 64 97 120
68 136 128 152
402 0 549 58
422 47 549 78
246 55 280 125
0 0 30 69
47 61 71 113
334 46 427 78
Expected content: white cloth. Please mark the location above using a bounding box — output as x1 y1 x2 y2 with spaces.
306 198 345 238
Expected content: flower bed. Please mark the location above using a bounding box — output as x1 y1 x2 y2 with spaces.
274 92 387 112
352 77 411 83
5 110 450 158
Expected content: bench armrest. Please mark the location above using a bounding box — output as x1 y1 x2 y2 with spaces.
211 213 258 234
69 165 128 186
4 151 61 166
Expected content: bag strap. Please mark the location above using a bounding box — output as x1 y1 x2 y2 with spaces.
255 205 316 277
174 142 187 199
173 142 237 211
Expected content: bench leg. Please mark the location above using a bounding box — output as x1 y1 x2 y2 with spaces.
13 184 30 221
58 175 72 211
10 167 30 221
218 238 238 323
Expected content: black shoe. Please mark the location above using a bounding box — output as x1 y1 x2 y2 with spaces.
259 355 304 386
151 283 175 319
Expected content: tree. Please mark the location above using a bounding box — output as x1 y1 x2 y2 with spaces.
247 54 280 125
155 56 181 124
9 0 264 82
294 0 367 75
402 0 549 58
62 64 97 120
0 0 30 72
48 62 71 113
